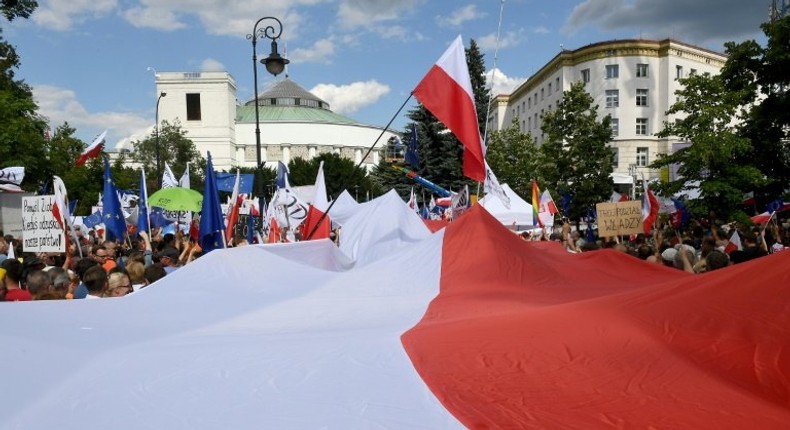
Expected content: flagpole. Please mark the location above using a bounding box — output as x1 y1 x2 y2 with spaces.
304 93 413 240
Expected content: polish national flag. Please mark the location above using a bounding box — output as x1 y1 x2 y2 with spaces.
725 230 743 254
641 177 660 234
538 189 558 227
414 35 485 182
51 176 69 230
302 161 331 240
225 171 242 243
76 130 107 166
4 203 790 429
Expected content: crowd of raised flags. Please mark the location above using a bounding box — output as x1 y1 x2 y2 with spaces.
2 34 788 267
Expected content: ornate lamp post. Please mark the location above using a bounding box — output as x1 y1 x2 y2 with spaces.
247 17 288 240
155 91 167 188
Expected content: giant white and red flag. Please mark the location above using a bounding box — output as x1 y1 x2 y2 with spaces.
413 35 486 182
76 130 107 166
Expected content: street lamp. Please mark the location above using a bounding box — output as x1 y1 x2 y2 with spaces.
155 91 167 188
247 16 289 240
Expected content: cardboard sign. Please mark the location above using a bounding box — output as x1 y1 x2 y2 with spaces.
596 200 643 237
21 195 66 252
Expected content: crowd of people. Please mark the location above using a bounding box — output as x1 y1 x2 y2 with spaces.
0 227 207 301
523 215 789 274
1 208 788 301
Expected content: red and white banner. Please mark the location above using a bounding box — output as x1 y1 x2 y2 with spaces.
2 194 790 428
76 130 107 166
414 35 486 182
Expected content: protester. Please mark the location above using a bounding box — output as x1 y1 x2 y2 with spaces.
106 272 132 297
144 263 167 286
1 259 31 302
82 266 108 299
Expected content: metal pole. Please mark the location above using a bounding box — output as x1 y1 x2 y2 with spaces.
247 17 285 242
155 91 166 189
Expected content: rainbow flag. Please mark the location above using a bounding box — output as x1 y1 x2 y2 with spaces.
531 179 542 227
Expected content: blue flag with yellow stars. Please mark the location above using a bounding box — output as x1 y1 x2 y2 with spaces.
102 158 128 241
199 152 226 253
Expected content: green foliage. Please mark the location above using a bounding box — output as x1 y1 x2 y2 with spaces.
0 0 37 21
466 39 490 138
128 120 206 191
537 81 614 220
719 14 790 209
486 118 538 198
653 73 762 221
287 152 372 201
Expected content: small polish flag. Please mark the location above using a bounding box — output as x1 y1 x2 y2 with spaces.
76 130 107 166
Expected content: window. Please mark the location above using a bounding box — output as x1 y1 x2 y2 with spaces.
541 88 545 100
522 120 525 131
581 68 590 83
636 63 648 77
606 64 619 79
611 118 619 136
610 147 619 168
534 113 537 127
690 68 697 76
186 93 201 121
636 118 648 136
516 105 520 116
548 83 552 94
636 147 649 166
636 89 648 106
522 101 526 112
528 98 531 109
555 77 560 91
528 117 531 130
605 90 619 108
676 65 683 79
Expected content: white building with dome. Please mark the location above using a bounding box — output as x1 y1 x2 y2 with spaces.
122 71 396 173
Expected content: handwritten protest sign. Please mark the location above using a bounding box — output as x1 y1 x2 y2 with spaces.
22 195 66 252
596 200 643 237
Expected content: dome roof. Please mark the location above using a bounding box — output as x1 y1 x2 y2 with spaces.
245 77 330 110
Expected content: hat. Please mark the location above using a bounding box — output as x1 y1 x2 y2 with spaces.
160 247 179 260
661 248 678 261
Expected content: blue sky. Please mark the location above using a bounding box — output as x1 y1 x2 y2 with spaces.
5 0 770 150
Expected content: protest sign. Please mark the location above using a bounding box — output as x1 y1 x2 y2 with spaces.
22 195 66 252
596 200 643 237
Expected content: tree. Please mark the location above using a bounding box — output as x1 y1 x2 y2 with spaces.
1 0 37 21
537 81 614 221
719 14 790 209
0 21 50 191
653 73 763 222
467 39 490 138
287 152 372 201
486 118 538 198
127 120 205 191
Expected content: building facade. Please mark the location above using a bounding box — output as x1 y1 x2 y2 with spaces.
488 39 727 193
121 72 395 173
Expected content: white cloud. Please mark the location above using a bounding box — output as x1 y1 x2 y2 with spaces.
436 4 484 28
485 68 525 96
337 0 424 29
533 26 550 35
477 29 526 51
310 80 390 115
32 84 151 150
33 0 117 31
200 58 226 72
123 6 186 31
289 39 335 64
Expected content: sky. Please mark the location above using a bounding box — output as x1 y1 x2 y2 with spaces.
4 0 772 150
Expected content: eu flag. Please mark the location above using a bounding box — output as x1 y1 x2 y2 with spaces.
137 169 150 237
102 158 127 241
405 127 420 169
216 173 254 194
199 152 226 253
